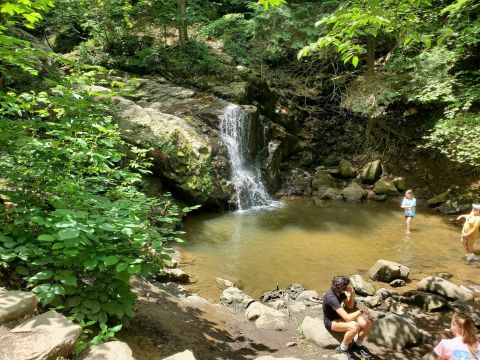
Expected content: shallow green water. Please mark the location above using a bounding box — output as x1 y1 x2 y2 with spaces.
180 199 479 300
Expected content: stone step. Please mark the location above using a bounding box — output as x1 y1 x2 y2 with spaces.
0 310 82 360
163 350 196 360
76 341 134 360
0 290 37 324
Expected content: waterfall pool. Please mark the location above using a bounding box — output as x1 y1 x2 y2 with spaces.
179 198 480 300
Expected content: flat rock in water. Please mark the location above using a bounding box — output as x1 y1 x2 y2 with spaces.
417 276 473 301
301 316 342 348
369 314 423 350
0 310 82 360
0 290 37 323
76 341 134 360
245 302 288 331
163 350 196 360
216 277 236 290
220 287 254 313
368 260 409 283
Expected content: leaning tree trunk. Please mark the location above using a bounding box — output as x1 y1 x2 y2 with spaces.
177 0 188 44
366 35 375 76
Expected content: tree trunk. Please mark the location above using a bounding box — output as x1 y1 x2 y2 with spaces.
177 0 188 44
366 35 375 76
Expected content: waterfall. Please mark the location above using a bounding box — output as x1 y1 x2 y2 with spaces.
220 104 275 211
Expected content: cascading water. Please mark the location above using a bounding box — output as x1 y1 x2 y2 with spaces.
220 104 275 211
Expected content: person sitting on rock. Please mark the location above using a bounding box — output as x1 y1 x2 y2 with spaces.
457 204 480 259
434 312 480 360
323 275 373 360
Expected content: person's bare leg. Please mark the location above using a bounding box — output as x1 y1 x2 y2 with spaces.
356 316 372 341
332 321 360 348
405 217 412 234
461 236 469 253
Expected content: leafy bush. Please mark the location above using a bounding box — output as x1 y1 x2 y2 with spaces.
422 113 480 168
0 69 190 325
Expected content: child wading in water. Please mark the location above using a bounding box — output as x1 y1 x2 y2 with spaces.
401 189 416 234
457 203 480 258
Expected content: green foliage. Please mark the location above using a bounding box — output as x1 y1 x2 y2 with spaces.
298 0 432 68
422 114 480 168
0 0 54 29
75 320 123 353
0 66 191 324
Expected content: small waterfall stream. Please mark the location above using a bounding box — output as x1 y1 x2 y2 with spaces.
220 104 275 211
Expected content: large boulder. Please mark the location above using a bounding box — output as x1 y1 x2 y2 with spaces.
368 260 410 283
245 302 288 330
360 160 382 183
369 314 423 349
157 268 189 283
163 350 196 360
301 316 341 348
311 171 336 191
1 310 82 360
338 159 356 178
0 290 37 323
399 291 448 312
319 188 343 200
342 182 367 202
349 275 375 296
76 341 134 360
115 96 227 206
416 277 474 301
393 177 407 192
220 287 254 313
374 180 399 196
437 194 473 214
427 191 449 207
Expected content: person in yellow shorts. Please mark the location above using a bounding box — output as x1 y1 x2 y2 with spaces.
457 203 480 258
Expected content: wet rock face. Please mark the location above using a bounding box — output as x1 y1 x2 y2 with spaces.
112 76 297 207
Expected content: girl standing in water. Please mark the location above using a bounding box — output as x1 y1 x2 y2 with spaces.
401 189 416 234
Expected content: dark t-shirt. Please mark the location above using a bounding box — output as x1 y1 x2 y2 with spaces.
322 288 346 330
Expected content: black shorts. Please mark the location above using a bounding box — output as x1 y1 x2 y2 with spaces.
324 318 333 331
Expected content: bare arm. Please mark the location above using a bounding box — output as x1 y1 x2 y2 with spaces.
335 307 361 322
344 286 356 309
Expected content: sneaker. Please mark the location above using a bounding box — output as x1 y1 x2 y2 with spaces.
335 345 355 360
352 343 373 359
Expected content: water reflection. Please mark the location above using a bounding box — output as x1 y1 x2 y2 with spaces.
182 199 479 300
